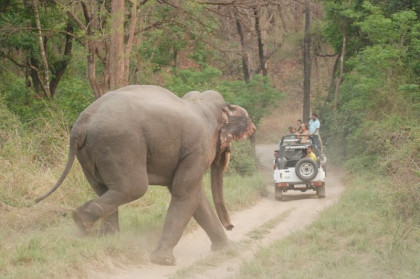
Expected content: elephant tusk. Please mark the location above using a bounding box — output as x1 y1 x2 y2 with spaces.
222 151 230 172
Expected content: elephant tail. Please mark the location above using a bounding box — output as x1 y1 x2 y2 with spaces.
35 134 79 203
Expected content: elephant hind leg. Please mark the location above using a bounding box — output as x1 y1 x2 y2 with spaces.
100 210 120 235
75 165 149 235
74 168 110 235
73 201 98 235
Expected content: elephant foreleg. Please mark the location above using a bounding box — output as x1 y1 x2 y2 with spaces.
150 190 200 265
193 189 230 250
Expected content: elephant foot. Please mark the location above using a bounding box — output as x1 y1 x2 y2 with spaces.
99 221 120 235
72 208 96 235
150 249 175 266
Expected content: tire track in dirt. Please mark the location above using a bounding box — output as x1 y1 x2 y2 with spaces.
90 144 346 279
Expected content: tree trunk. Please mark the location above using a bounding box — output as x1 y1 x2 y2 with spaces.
123 0 138 85
50 22 74 97
326 54 340 102
80 0 103 98
235 14 250 82
334 32 346 113
32 0 52 98
87 42 103 99
303 0 311 121
253 6 267 77
109 0 125 90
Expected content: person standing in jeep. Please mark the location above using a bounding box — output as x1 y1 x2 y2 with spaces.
309 113 321 154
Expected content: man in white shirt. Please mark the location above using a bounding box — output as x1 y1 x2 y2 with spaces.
308 113 320 154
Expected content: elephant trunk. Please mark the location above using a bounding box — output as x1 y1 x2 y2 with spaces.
211 150 234 230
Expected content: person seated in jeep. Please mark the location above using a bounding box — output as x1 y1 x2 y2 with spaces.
306 145 317 162
298 124 310 143
273 150 280 170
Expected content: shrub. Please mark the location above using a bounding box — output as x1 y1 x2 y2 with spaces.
225 140 257 176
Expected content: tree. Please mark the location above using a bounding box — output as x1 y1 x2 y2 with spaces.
109 0 126 90
234 9 250 82
333 31 346 113
200 0 301 81
0 0 74 99
321 0 366 109
303 0 311 120
252 5 267 77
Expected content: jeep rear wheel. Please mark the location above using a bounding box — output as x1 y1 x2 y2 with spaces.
274 185 283 201
295 158 318 181
316 184 325 198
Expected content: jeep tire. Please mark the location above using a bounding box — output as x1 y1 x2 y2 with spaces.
295 158 318 181
317 184 325 198
274 184 283 201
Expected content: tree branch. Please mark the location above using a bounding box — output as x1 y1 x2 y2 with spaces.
49 0 86 30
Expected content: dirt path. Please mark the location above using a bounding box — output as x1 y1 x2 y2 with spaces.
90 144 346 279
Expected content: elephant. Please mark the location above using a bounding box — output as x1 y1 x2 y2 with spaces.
36 85 256 265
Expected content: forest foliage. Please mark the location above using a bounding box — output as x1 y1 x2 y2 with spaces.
0 0 418 221
1 0 420 277
319 0 420 226
0 0 419 251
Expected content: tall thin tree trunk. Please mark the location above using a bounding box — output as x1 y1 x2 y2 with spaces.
123 0 138 85
334 32 346 113
235 14 250 82
87 42 103 98
303 0 311 121
253 6 267 77
109 0 125 90
80 0 103 98
32 0 51 98
50 22 73 96
326 54 340 102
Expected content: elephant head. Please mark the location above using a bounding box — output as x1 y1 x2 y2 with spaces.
211 103 256 230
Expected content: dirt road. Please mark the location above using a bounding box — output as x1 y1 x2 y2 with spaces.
91 144 345 279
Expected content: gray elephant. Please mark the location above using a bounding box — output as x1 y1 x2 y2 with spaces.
36 85 256 265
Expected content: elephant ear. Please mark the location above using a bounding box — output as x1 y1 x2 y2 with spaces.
219 104 255 151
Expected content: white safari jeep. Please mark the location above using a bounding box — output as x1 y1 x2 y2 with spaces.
273 134 327 200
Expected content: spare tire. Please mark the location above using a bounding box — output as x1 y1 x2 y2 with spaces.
295 158 318 181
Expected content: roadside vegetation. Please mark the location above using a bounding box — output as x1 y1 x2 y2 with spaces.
233 174 420 279
1 0 419 278
233 1 420 277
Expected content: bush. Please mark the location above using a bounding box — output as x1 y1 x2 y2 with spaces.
225 140 257 176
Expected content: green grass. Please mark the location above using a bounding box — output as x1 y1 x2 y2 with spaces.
230 174 420 279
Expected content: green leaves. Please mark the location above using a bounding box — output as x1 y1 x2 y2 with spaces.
165 68 283 126
218 75 284 125
320 1 420 176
